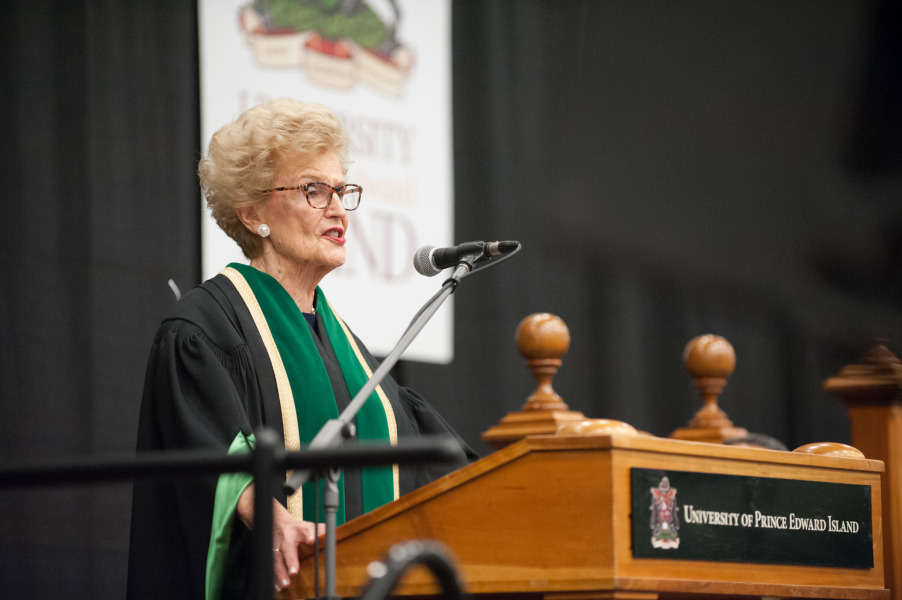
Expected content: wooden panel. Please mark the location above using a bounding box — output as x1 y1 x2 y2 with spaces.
287 440 618 598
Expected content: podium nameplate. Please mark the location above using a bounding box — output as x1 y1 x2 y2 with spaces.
631 467 873 568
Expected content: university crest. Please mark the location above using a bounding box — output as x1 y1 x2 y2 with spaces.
650 476 680 549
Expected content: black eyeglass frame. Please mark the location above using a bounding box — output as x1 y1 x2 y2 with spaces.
261 182 363 210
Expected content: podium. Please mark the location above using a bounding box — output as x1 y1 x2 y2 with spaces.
284 432 886 600
280 318 887 600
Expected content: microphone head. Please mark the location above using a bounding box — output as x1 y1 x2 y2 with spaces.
413 245 441 277
486 240 520 256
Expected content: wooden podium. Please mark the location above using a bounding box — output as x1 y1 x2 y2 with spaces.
280 317 888 600
283 433 886 600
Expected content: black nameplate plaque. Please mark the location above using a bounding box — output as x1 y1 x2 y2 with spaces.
630 468 873 568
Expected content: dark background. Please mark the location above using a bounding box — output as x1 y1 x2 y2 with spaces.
1 1 900 598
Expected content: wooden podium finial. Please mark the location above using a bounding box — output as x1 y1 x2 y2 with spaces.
482 313 585 449
824 339 902 403
670 334 747 443
516 313 570 411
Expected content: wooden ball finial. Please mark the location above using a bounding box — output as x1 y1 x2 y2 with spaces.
683 334 736 380
671 334 747 443
516 313 570 411
516 313 570 360
482 313 585 449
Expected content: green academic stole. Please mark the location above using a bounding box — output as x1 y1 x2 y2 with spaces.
221 263 399 522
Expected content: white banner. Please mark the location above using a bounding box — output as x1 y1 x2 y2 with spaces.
198 0 453 363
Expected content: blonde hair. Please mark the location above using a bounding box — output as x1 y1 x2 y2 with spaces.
198 98 350 258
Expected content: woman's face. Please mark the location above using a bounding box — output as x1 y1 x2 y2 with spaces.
256 151 349 278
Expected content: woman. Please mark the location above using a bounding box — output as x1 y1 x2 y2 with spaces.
127 99 476 600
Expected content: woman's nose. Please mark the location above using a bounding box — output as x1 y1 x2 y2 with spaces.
323 191 347 216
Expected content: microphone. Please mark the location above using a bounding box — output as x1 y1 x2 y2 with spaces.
413 241 519 276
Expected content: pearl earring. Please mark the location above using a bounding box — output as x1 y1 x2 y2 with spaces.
257 224 271 238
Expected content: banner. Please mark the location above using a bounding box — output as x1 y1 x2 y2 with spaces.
198 0 454 362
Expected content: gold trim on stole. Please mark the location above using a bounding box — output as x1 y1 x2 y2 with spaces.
332 312 401 501
221 267 305 518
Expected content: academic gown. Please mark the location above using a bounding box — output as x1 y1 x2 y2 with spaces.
126 271 476 600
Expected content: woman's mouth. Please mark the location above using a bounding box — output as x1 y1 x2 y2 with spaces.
322 227 346 244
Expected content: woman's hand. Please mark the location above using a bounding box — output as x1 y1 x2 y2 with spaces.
236 485 326 592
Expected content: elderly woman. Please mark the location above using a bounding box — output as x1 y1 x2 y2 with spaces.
127 99 475 600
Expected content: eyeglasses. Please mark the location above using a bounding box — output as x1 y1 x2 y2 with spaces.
262 182 362 211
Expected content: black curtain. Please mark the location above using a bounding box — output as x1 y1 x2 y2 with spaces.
0 2 199 598
1 1 900 599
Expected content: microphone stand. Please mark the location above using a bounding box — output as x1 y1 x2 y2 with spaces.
284 257 479 600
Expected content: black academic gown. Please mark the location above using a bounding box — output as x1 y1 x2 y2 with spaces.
126 274 476 600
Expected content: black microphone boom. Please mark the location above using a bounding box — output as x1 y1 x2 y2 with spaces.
413 241 519 277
